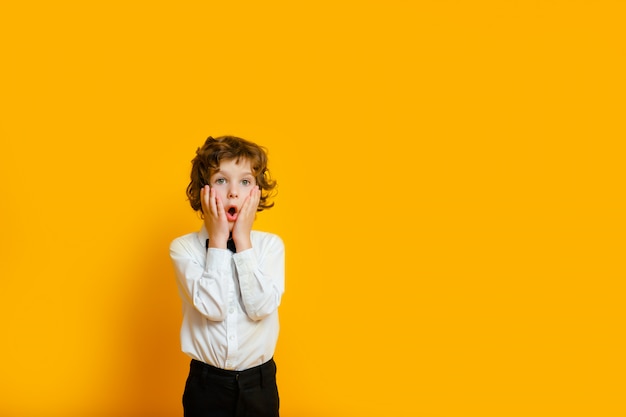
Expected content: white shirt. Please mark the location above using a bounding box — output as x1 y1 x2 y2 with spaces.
170 226 285 371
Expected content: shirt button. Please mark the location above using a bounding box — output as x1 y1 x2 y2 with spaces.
229 308 235 314
229 335 235 341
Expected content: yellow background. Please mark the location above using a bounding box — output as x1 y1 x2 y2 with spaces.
1 1 624 416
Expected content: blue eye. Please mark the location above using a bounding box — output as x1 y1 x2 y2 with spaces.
215 178 226 185
242 179 250 186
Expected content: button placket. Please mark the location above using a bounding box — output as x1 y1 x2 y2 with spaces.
225 284 238 369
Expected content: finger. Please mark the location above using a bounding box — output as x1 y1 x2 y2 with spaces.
241 189 257 215
215 194 226 217
250 186 261 210
201 186 210 213
241 189 260 217
208 187 219 215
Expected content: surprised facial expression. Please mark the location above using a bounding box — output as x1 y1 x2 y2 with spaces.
209 158 256 230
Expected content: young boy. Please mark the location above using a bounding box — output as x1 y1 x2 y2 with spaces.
170 136 284 417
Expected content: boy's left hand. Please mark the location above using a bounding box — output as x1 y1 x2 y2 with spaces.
232 186 260 251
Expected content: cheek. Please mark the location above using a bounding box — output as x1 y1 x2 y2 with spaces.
214 188 228 200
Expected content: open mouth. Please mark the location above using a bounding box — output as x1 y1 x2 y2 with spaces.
226 206 238 221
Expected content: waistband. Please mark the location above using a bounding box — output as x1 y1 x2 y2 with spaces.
190 358 276 382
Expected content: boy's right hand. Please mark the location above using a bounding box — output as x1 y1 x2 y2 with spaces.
201 185 230 248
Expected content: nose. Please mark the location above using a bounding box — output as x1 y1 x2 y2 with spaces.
228 185 239 199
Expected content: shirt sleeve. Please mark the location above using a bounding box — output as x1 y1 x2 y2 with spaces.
233 234 285 321
170 238 233 321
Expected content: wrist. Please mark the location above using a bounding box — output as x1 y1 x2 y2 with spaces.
207 232 229 249
232 233 252 251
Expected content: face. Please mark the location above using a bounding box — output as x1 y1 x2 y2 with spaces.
208 158 257 230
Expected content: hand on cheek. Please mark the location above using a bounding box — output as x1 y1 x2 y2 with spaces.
232 186 260 250
202 185 230 248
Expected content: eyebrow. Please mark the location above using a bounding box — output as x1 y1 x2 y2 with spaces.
212 170 254 177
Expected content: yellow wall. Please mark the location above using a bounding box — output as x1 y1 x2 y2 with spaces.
1 1 624 416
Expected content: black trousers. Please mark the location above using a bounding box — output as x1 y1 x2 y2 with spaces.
183 359 280 417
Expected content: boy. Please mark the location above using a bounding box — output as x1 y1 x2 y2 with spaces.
170 136 284 417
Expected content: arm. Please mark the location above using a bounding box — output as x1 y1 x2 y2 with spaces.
170 238 232 321
234 234 285 321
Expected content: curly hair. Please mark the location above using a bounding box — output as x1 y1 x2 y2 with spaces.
186 136 277 213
